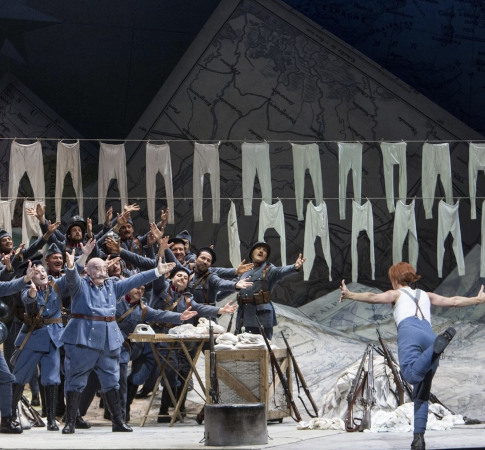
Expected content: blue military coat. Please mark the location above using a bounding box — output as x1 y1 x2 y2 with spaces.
150 277 220 331
15 276 67 351
236 261 298 329
60 265 160 351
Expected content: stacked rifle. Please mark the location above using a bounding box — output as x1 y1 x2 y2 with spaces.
210 315 319 422
345 343 375 432
256 317 319 422
345 328 460 432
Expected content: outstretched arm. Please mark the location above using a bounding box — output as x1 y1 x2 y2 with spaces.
339 279 398 304
428 286 485 307
218 300 238 315
77 238 97 267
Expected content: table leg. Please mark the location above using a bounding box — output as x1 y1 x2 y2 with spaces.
170 340 206 426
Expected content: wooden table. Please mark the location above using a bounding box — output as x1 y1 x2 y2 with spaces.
128 333 209 427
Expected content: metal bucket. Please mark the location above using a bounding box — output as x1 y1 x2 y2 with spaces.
204 403 268 446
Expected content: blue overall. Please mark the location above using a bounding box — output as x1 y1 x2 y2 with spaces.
397 313 439 433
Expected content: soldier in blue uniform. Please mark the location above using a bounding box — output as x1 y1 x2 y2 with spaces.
188 247 253 306
117 284 197 421
60 239 174 434
175 230 196 265
150 266 238 422
11 261 68 431
235 241 306 339
0 261 35 434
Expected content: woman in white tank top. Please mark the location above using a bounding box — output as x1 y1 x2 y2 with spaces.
339 262 485 450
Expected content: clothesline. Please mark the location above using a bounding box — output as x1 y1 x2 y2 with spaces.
0 137 484 144
2 196 482 202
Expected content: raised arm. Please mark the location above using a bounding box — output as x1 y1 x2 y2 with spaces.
428 286 485 307
77 238 97 267
339 279 399 304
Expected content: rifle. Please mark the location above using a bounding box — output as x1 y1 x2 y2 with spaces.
345 344 371 432
376 328 405 405
208 318 220 404
255 316 302 422
359 345 375 431
21 395 45 427
234 303 245 335
281 331 319 418
375 333 463 419
226 313 234 333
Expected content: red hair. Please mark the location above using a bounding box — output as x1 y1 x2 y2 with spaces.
388 262 421 286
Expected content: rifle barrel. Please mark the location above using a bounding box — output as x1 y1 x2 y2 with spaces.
256 317 302 422
281 332 319 417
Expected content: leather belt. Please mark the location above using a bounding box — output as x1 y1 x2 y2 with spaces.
71 313 116 322
43 318 63 324
236 294 271 305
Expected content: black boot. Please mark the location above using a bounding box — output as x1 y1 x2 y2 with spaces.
62 391 81 434
176 389 187 418
432 327 456 360
0 416 23 434
31 393 40 407
11 384 24 422
44 385 59 431
157 387 172 423
75 415 91 429
134 386 151 399
103 389 132 432
411 432 425 449
56 383 65 418
125 382 139 423
103 400 111 421
196 407 204 425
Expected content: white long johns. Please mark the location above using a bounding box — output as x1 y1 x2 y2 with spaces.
0 201 12 235
146 143 174 224
242 142 272 216
303 201 332 281
437 200 465 278
193 142 220 223
380 142 407 213
469 143 485 219
98 143 128 224
292 143 323 221
55 141 83 220
258 200 286 265
481 200 485 277
227 200 241 268
393 200 418 269
22 200 43 244
351 200 375 282
422 143 453 219
8 140 45 215
338 142 362 220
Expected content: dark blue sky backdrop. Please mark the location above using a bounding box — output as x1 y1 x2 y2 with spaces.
1 0 483 139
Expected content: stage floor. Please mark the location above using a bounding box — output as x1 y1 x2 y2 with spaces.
1 419 484 450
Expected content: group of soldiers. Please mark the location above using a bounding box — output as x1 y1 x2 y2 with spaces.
0 203 305 435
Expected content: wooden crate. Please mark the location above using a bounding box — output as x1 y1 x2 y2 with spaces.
205 348 292 421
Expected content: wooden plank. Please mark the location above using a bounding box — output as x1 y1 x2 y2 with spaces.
203 348 291 419
217 366 260 403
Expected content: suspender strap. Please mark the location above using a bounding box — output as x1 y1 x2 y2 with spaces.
117 304 138 323
151 294 186 329
19 290 48 351
189 272 211 303
400 288 424 319
117 300 148 323
260 265 269 292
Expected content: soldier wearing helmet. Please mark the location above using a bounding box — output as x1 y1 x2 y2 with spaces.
234 241 305 339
